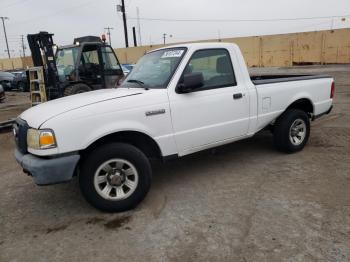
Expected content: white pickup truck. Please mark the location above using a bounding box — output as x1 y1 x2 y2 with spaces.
14 43 334 212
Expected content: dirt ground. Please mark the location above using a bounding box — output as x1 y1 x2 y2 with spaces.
0 91 30 122
0 65 349 262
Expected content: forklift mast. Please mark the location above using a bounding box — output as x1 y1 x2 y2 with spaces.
27 31 60 98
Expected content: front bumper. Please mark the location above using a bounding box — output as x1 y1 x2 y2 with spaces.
15 149 80 185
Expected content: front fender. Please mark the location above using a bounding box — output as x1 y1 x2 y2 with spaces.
82 120 156 150
40 102 176 156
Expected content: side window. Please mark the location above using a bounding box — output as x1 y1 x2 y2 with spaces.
102 47 121 70
183 49 236 90
82 49 99 65
79 46 101 79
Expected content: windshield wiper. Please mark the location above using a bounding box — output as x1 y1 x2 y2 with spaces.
126 79 149 90
127 79 144 85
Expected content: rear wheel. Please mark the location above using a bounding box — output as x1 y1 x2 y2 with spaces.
18 81 26 92
63 83 91 96
273 109 310 153
79 143 152 212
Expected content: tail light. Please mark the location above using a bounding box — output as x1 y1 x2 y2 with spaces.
330 81 335 99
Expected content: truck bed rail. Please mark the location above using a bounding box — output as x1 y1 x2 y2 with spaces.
251 74 332 85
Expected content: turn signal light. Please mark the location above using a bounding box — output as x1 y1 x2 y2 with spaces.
39 133 55 147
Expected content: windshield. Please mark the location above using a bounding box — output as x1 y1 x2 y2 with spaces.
121 47 186 89
56 47 79 80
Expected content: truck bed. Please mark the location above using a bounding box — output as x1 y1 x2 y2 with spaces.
251 74 331 85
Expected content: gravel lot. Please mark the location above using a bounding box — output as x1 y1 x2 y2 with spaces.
0 65 349 262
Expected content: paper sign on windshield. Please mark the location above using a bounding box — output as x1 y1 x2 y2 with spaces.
161 50 184 58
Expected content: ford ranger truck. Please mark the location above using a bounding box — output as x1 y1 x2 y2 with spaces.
14 43 334 212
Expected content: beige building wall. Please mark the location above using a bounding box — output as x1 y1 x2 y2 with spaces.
114 28 350 67
0 56 33 71
1 28 349 71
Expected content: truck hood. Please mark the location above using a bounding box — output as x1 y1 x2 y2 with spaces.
20 88 144 128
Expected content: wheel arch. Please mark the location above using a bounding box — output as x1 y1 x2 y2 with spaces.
285 98 314 117
80 130 163 161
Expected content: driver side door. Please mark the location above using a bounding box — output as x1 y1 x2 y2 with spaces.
168 48 250 155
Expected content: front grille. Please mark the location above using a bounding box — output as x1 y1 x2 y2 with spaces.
14 118 29 154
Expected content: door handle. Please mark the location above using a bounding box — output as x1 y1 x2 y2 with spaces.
233 93 243 99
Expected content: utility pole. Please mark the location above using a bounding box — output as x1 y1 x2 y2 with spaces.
20 35 26 57
104 27 114 46
162 33 172 45
132 27 137 47
117 0 129 47
136 7 142 46
330 17 335 30
0 17 10 59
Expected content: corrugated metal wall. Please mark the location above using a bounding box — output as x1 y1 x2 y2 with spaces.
1 28 349 70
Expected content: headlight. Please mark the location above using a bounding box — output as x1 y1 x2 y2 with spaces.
27 129 57 149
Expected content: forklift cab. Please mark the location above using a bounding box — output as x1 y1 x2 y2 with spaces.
56 36 124 90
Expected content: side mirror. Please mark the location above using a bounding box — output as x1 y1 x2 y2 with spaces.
176 72 204 93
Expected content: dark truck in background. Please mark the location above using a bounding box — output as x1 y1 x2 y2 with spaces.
0 71 15 91
0 84 5 102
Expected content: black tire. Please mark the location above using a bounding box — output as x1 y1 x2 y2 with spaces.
63 83 91 96
273 109 310 153
1 81 9 91
18 81 26 92
79 143 152 212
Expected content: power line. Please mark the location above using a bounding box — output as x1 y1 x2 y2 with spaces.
127 14 350 23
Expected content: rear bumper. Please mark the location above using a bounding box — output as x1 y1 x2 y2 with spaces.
15 149 80 185
312 105 333 120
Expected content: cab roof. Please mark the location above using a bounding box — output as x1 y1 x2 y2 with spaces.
152 42 238 52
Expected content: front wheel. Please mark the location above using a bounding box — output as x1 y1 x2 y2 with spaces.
79 143 152 212
273 109 310 153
